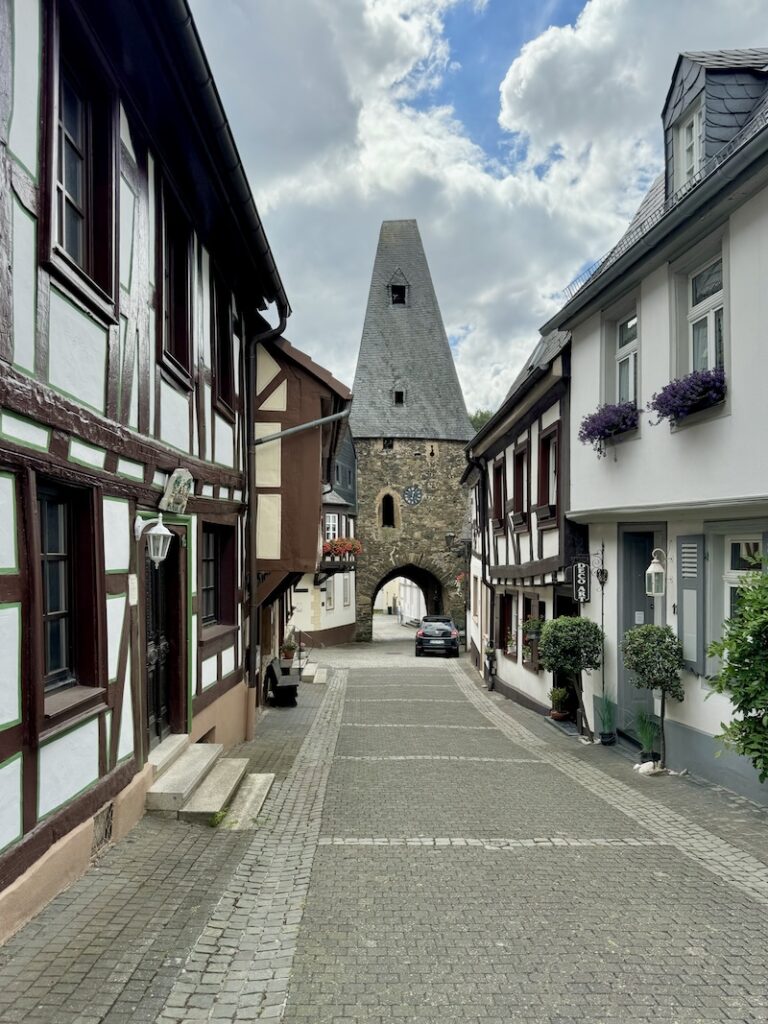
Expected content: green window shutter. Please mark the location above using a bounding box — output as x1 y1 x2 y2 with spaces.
677 535 705 675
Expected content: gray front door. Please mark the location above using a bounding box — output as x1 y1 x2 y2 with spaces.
617 531 655 735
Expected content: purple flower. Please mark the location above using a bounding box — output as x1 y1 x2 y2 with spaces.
578 402 639 457
648 368 726 424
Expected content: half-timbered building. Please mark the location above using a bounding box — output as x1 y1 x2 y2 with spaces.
0 0 298 923
464 332 587 712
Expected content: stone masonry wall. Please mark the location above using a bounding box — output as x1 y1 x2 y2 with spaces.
354 437 470 641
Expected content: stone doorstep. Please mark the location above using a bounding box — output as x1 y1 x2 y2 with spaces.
313 668 328 684
145 743 223 813
301 663 318 682
221 773 276 830
147 734 190 781
178 758 250 823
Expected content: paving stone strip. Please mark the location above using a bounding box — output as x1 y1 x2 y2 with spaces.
156 669 348 1023
317 836 675 848
334 754 545 763
344 697 467 703
339 722 496 729
449 661 768 907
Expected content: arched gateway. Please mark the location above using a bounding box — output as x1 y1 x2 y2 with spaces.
350 220 473 641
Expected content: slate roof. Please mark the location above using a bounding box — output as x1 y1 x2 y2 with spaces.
501 330 570 406
682 49 768 70
350 220 473 441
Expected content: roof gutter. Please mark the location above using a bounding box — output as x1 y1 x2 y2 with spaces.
542 123 768 334
162 0 290 319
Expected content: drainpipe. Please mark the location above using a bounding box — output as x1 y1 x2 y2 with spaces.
245 307 288 710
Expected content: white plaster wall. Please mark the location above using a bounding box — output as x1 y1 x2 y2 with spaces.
0 605 21 727
12 197 36 374
202 655 218 689
255 424 281 486
256 345 280 393
260 380 287 411
0 474 17 571
323 574 356 628
0 755 22 853
570 191 768 517
469 555 483 654
494 590 555 708
117 458 143 481
8 0 40 176
290 575 319 632
160 380 190 452
119 177 135 292
221 645 236 677
106 595 126 682
70 438 105 469
256 494 281 560
399 579 426 623
1 412 48 450
103 499 130 573
117 655 134 761
38 718 99 818
49 289 107 413
214 414 235 469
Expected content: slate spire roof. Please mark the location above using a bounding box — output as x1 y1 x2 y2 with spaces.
350 220 473 441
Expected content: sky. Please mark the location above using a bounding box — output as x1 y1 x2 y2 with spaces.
189 0 768 415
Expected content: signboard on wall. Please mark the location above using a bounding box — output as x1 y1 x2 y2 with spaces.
572 561 591 604
159 469 194 513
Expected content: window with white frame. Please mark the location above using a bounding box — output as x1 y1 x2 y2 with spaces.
688 257 724 372
616 314 638 404
325 579 335 611
324 513 339 540
677 102 704 188
343 573 351 606
723 536 761 619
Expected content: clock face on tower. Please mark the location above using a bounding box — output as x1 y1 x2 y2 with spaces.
403 485 424 506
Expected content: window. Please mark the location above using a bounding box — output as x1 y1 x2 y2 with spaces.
325 580 335 611
537 425 559 522
212 271 234 413
513 445 529 526
37 481 99 698
472 575 479 621
499 592 518 657
688 257 724 372
158 178 192 379
394 390 405 406
201 524 235 628
343 573 351 607
723 537 761 620
492 461 505 524
47 11 116 307
382 438 394 450
391 284 406 305
348 518 355 538
335 464 341 484
616 314 638 404
676 102 704 188
381 494 395 528
325 514 339 541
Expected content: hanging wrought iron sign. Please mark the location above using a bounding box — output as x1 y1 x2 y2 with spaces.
572 560 591 604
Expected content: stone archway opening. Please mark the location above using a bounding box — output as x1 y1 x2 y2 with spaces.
370 563 444 643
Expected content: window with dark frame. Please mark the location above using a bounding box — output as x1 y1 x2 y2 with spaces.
381 494 395 528
49 10 116 306
537 426 559 521
158 178 192 378
39 487 74 692
201 524 236 629
492 461 505 523
391 284 406 305
382 438 394 450
394 390 405 405
212 270 235 412
513 446 528 522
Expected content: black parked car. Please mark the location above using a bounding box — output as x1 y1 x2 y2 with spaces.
415 616 460 657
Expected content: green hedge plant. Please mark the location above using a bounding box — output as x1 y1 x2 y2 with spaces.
539 617 603 741
621 625 684 768
707 563 768 782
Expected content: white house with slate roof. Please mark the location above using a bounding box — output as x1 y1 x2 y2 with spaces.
540 49 768 803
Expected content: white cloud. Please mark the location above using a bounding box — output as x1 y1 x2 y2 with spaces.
191 0 768 414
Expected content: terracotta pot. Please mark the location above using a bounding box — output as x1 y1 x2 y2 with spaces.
550 710 569 721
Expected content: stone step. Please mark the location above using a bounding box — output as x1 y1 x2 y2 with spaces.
222 773 275 830
301 662 318 681
147 734 189 781
178 758 249 823
146 743 223 813
314 668 328 684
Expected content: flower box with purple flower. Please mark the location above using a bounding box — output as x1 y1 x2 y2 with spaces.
578 401 639 457
648 367 726 425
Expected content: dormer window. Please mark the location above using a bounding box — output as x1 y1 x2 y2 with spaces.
391 284 407 305
394 389 404 405
676 101 704 188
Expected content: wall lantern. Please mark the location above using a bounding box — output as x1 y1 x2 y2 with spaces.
645 548 666 597
134 514 173 569
445 532 456 550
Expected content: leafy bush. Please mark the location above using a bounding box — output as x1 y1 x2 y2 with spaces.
578 401 639 457
621 625 684 767
648 367 726 424
548 687 569 712
539 617 603 740
707 564 768 782
598 693 615 733
633 709 659 753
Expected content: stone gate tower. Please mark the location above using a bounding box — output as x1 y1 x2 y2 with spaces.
350 220 473 641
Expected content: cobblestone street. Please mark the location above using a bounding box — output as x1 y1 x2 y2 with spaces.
2 633 768 1023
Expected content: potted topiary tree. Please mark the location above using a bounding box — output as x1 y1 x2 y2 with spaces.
597 693 616 745
548 686 570 721
620 625 684 769
538 617 604 743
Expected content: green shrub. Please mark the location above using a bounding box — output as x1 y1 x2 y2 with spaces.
548 687 569 712
598 693 615 733
633 709 659 753
707 564 768 782
621 625 684 768
539 617 603 740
